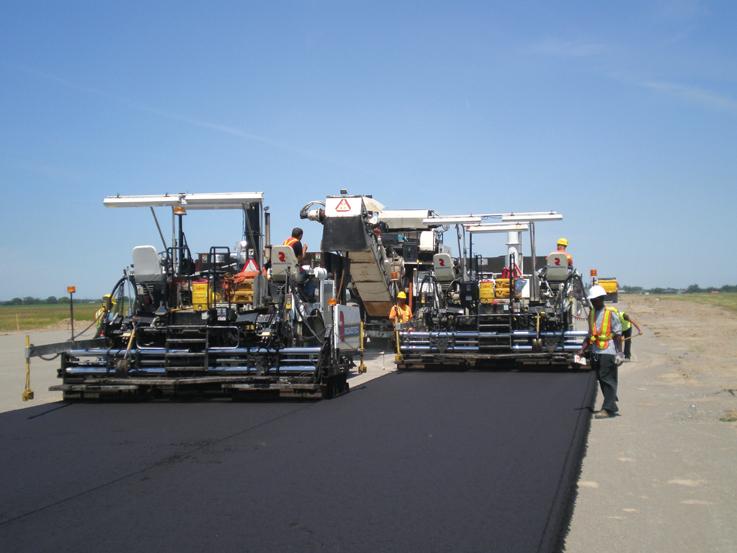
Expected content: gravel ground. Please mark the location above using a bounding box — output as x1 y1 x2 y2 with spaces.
566 294 737 552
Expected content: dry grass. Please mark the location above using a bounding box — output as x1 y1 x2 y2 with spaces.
656 292 737 314
0 304 97 332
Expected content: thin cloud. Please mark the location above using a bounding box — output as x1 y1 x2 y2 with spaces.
653 0 708 21
528 38 606 58
640 79 737 115
5 159 86 182
3 62 362 171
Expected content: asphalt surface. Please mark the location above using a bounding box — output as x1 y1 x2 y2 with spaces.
0 370 595 553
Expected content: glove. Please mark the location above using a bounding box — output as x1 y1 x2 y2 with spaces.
614 352 625 366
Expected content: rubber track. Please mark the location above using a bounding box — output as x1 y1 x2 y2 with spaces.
0 371 595 553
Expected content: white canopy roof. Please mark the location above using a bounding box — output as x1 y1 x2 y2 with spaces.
423 215 483 226
466 223 530 233
104 192 264 210
500 211 562 222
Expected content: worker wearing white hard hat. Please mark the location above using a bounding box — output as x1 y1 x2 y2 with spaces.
550 237 573 267
587 284 607 300
389 291 412 325
579 284 623 419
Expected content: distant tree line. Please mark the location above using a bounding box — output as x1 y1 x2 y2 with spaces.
1 296 97 306
621 284 737 295
684 284 737 293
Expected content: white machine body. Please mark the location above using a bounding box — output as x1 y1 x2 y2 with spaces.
270 245 300 281
333 305 361 351
132 245 164 283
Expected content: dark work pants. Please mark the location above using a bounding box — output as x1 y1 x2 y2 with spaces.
591 353 619 414
623 328 632 359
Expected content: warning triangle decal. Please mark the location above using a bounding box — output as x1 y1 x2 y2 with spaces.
335 198 352 212
242 259 260 273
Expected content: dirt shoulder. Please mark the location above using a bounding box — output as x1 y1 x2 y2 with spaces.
566 294 737 553
631 294 737 396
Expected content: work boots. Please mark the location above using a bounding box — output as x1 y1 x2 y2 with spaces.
594 409 618 419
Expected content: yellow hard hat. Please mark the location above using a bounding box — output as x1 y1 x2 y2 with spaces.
557 237 569 247
397 291 407 299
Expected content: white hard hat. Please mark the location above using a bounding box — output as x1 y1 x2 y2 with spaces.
587 285 607 300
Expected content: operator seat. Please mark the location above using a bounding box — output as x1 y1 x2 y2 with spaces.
545 253 570 286
271 245 300 282
433 253 456 283
132 245 164 283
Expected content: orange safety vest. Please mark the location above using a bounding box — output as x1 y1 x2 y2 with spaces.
283 236 307 255
389 304 412 323
589 307 614 350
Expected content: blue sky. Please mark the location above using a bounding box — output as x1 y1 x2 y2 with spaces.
1 0 736 298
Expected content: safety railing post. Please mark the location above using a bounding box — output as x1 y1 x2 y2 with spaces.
394 326 403 363
22 335 34 401
358 321 367 374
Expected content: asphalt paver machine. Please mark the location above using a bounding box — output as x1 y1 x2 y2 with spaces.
35 192 359 400
395 212 590 370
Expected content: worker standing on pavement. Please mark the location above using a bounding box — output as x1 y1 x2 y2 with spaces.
389 291 412 326
283 227 306 263
614 308 643 361
551 237 573 267
579 285 624 419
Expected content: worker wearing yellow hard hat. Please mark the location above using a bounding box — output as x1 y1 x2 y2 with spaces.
389 291 412 325
551 237 573 267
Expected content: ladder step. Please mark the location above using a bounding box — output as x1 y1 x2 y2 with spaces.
166 338 207 344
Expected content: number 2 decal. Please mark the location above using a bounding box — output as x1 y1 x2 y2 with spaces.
278 252 286 262
554 257 561 266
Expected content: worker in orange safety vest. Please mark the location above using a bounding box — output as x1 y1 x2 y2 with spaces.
579 284 623 419
283 227 306 263
389 291 412 326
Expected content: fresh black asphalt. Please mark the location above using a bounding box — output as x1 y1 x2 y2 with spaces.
0 370 596 553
